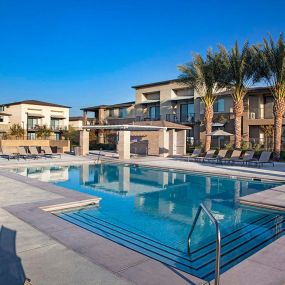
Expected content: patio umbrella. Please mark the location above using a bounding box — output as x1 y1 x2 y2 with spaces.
207 130 234 149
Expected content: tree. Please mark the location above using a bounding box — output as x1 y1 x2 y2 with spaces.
9 124 24 139
253 34 285 159
260 125 274 150
218 41 255 149
35 125 52 139
62 126 79 145
178 49 222 151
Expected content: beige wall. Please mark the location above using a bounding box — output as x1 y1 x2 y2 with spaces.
134 81 194 120
69 120 83 129
4 103 70 130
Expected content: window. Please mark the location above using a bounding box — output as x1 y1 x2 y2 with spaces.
214 99 225 112
119 108 128 118
0 116 3 123
0 106 4 112
180 104 194 122
109 109 115 117
55 133 61 140
51 119 60 130
149 106 160 120
27 132 36 140
27 117 39 129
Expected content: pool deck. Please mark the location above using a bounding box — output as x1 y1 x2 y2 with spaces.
1 153 285 284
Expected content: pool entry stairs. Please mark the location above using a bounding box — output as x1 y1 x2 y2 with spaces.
59 209 285 281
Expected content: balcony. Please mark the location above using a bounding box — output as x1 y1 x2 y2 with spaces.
27 124 68 132
248 108 274 120
166 114 195 124
135 116 161 122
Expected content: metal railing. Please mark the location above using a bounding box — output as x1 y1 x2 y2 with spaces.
165 113 195 123
187 203 221 285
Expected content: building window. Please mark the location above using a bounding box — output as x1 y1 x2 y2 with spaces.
51 119 60 130
27 117 39 129
149 106 160 120
55 133 61 140
180 104 194 122
27 132 36 140
119 108 128 118
214 99 225 112
0 116 3 123
109 109 115 117
0 106 4 112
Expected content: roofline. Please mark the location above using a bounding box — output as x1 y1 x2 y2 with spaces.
81 101 135 111
131 79 182 89
1 100 71 108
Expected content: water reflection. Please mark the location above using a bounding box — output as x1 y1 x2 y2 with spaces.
12 166 69 182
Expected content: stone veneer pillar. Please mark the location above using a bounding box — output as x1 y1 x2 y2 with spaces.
79 129 89 156
117 131 130 160
176 130 186 156
158 129 169 157
169 129 177 156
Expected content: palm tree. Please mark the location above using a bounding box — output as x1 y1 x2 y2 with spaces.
253 34 285 159
218 41 255 149
178 50 221 151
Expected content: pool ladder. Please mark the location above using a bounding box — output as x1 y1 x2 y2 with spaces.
187 203 221 285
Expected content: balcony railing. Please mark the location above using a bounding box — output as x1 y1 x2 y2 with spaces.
248 108 275 119
27 125 68 131
166 113 195 124
135 116 161 121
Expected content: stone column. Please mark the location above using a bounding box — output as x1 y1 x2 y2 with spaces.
169 129 177 156
83 110 88 125
158 129 169 157
117 131 130 160
177 130 186 155
80 129 89 156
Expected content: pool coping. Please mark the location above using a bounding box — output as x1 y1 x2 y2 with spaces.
0 169 206 285
100 158 285 183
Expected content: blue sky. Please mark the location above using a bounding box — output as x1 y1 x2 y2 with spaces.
0 0 284 115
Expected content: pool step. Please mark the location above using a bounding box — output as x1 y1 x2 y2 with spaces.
58 212 285 281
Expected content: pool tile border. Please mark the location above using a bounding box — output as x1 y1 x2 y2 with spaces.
1 170 206 285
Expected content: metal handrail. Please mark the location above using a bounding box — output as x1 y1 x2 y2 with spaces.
96 148 102 163
187 203 221 285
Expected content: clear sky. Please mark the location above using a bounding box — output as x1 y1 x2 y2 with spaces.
0 0 284 115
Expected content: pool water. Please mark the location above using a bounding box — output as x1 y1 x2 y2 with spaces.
11 163 285 280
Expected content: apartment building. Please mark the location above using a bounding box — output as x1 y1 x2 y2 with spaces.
81 79 282 147
0 100 70 140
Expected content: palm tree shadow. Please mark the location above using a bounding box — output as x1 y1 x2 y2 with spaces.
0 226 30 285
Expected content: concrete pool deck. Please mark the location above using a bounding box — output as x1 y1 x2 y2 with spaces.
1 153 285 284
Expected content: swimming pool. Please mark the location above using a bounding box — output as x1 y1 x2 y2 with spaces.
11 163 285 280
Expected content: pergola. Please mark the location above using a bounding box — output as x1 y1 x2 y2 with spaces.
80 121 190 160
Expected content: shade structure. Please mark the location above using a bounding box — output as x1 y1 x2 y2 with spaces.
207 129 233 149
208 130 233 137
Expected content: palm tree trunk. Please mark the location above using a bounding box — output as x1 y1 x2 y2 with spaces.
233 100 244 149
204 104 214 152
273 98 285 159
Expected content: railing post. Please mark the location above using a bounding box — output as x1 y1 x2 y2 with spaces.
187 203 221 285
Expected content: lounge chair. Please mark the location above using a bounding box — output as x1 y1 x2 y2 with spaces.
187 149 202 161
28 146 45 159
221 150 242 164
247 151 274 167
17 146 35 159
232 150 255 165
195 149 216 162
0 147 19 160
204 149 228 163
41 146 61 158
